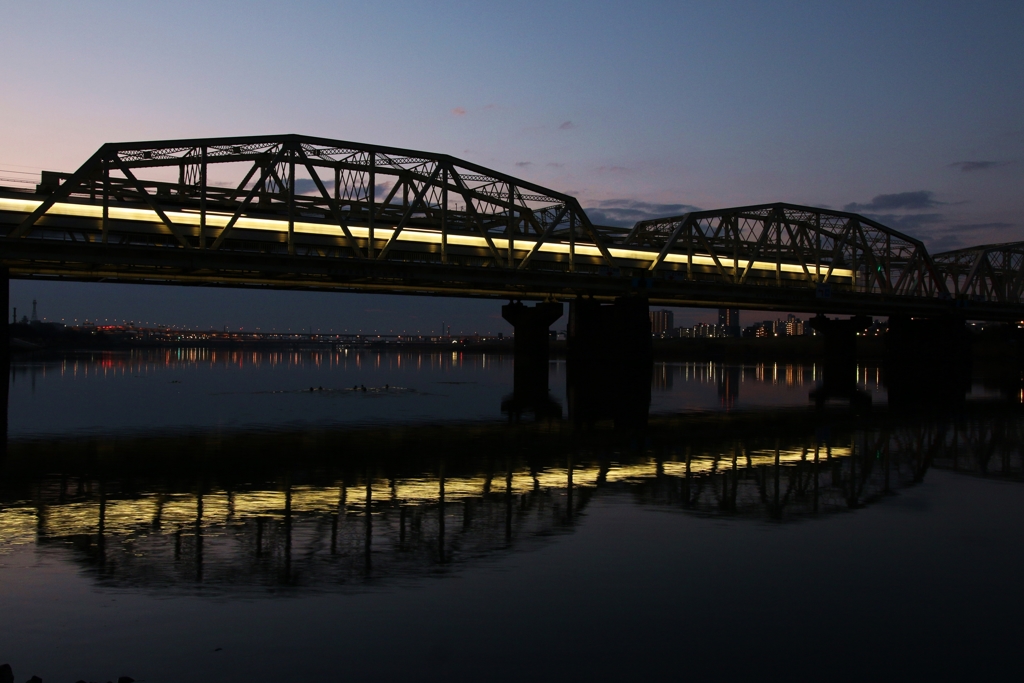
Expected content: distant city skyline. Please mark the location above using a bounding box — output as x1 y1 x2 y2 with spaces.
2 1 1021 330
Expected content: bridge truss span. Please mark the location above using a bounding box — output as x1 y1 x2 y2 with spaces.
625 203 947 298
6 134 608 272
0 134 1021 319
932 242 1024 305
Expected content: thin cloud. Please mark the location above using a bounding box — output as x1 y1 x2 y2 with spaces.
514 161 532 168
597 165 629 173
860 212 945 231
926 233 966 253
293 179 320 196
558 121 576 130
844 191 940 213
452 107 467 116
896 220 1015 253
292 179 389 199
482 103 498 110
953 221 1014 231
949 160 1011 172
585 199 701 228
546 162 565 168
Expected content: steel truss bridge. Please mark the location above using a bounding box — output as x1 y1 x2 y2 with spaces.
0 134 1021 320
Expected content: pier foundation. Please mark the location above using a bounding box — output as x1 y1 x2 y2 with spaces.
886 315 971 366
808 314 871 364
808 314 872 409
501 301 563 419
884 315 972 412
0 267 7 448
566 296 652 428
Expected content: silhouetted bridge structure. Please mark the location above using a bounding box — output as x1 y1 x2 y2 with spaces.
0 135 1021 315
0 134 1021 380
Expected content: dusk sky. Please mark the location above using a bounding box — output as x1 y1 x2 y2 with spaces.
2 1 1022 333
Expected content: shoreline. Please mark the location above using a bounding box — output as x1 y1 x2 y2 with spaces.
8 335 1015 364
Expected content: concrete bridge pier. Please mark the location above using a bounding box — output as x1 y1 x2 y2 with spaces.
0 267 7 450
884 315 971 413
886 315 971 365
809 314 871 364
566 296 652 428
567 296 652 365
808 314 872 410
501 301 563 419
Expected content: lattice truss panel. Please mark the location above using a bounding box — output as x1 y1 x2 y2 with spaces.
932 243 1024 304
623 203 947 296
8 135 611 271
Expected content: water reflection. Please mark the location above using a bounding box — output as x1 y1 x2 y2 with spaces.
8 349 938 438
2 399 1020 594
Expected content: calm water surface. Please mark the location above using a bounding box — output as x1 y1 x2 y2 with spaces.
1 349 1022 681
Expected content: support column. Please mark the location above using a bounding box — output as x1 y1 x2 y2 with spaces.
0 268 8 450
807 314 871 410
808 314 870 364
566 295 652 429
501 301 563 419
884 315 971 412
502 300 563 364
567 295 652 364
886 315 971 365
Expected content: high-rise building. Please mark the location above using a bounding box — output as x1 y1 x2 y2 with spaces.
718 308 740 337
650 309 674 337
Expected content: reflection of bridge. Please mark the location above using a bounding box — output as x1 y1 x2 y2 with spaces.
1 402 1020 592
0 135 1021 321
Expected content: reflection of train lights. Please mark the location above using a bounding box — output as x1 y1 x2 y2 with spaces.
0 447 861 545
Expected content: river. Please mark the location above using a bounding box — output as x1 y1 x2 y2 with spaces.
1 349 1022 681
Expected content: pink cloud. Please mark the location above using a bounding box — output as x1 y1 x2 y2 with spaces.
452 107 467 116
558 121 576 130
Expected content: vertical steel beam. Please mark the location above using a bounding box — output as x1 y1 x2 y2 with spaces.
101 157 109 245
368 152 376 259
507 184 515 268
199 146 207 250
441 167 448 264
569 211 575 272
287 149 295 256
814 213 821 283
0 266 7 444
885 233 891 293
775 214 781 286
686 221 693 280
731 214 739 284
